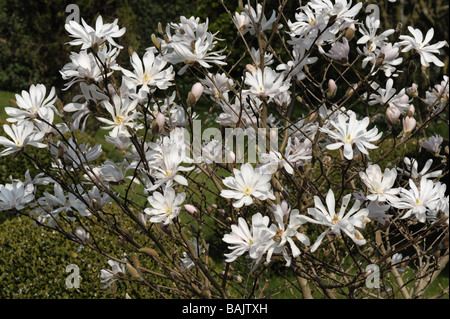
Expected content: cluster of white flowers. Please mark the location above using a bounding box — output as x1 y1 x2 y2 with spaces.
0 0 447 284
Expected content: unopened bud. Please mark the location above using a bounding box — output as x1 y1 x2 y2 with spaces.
402 116 416 136
187 82 203 106
152 34 161 52
137 212 147 227
152 112 166 134
233 274 243 283
407 104 415 117
157 22 164 35
406 84 418 98
326 79 337 99
246 64 257 73
345 23 355 41
344 84 358 98
184 204 199 218
386 106 401 126
139 247 159 258
375 53 385 68
126 263 141 279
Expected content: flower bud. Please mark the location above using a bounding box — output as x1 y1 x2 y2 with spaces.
326 79 337 99
152 112 166 134
137 212 148 227
402 116 416 136
246 64 257 73
151 34 161 53
406 83 418 98
187 82 203 106
386 106 401 125
407 104 415 117
345 23 355 41
184 204 199 218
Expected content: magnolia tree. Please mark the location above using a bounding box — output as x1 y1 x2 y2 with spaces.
0 0 448 299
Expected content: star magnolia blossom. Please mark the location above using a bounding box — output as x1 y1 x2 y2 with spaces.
398 27 447 67
307 189 369 252
359 164 400 203
122 50 174 97
97 95 140 137
0 122 46 156
144 187 186 225
0 181 35 211
65 15 126 50
243 67 290 99
222 213 272 264
321 112 382 160
5 84 57 123
220 163 275 208
391 178 441 223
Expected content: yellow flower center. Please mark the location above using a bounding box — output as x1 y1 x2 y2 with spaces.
345 134 352 144
143 73 151 83
244 187 252 196
331 215 340 225
114 116 125 124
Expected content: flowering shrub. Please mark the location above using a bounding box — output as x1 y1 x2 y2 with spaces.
0 0 448 299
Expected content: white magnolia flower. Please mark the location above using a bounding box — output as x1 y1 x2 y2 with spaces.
0 181 35 211
366 199 392 225
391 177 441 223
307 189 369 252
368 79 410 113
244 3 278 36
326 37 350 63
0 122 46 156
41 182 90 217
220 163 275 208
397 157 442 181
97 95 140 137
265 202 312 266
144 187 186 225
424 75 449 113
359 164 400 203
65 15 126 49
222 212 272 264
122 51 174 97
320 112 382 160
398 27 447 67
100 259 126 289
63 83 108 132
60 50 109 90
242 67 290 99
420 135 443 155
357 16 394 52
259 137 312 174
5 84 57 123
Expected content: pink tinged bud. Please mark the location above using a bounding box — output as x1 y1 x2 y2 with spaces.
407 104 415 117
152 112 166 134
386 106 401 125
191 82 204 100
187 82 203 106
184 204 199 218
246 64 257 73
327 79 337 99
228 151 236 163
402 116 416 135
